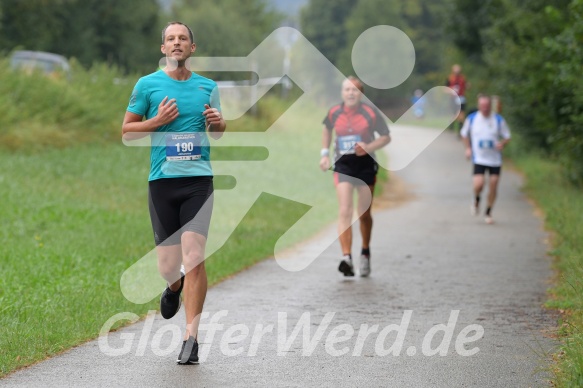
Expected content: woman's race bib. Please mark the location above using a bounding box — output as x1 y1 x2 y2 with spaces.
337 134 362 155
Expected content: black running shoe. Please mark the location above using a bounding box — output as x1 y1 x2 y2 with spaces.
177 336 199 365
160 271 185 319
338 258 355 277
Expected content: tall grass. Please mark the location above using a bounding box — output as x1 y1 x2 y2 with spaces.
506 136 583 386
0 58 137 151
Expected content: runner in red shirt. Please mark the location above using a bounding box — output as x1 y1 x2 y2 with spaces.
446 64 469 131
319 77 391 277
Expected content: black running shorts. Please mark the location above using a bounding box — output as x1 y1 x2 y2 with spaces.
148 176 214 246
473 164 501 176
334 154 378 186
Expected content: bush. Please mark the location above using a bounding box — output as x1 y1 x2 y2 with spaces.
0 58 138 152
447 0 583 182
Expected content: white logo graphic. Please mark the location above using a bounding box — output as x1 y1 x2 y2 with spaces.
121 26 460 304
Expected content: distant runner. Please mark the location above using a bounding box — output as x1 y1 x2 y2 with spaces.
320 77 391 277
411 89 425 119
461 95 511 224
122 22 226 364
446 64 469 132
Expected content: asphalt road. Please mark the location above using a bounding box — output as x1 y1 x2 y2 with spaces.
1 126 556 387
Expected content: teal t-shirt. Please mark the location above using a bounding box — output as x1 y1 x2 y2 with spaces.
126 70 221 181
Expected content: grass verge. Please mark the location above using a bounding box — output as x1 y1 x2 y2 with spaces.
506 138 583 386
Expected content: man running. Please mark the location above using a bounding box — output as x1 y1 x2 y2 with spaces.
319 77 391 277
446 64 469 131
461 94 511 224
122 22 226 364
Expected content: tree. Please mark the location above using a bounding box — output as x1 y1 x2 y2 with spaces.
300 0 453 106
170 0 282 58
448 0 583 181
167 0 282 80
300 0 358 66
540 1 583 181
0 0 162 72
445 0 502 62
339 0 408 102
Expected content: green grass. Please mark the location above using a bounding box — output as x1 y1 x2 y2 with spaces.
505 138 583 386
0 59 135 151
0 68 392 376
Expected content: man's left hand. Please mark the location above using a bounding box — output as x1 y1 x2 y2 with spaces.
203 104 222 128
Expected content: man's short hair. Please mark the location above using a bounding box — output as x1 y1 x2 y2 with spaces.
477 94 491 102
161 22 194 44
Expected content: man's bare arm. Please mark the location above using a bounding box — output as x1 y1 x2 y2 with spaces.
121 97 179 140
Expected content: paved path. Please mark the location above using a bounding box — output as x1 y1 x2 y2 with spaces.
2 127 556 387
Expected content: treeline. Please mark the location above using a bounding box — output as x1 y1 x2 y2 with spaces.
448 0 583 183
0 0 282 74
166 0 281 58
300 0 451 107
2 0 580 180
0 0 448 100
0 0 161 72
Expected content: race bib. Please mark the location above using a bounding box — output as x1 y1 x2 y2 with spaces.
166 133 201 161
337 135 362 155
478 139 495 149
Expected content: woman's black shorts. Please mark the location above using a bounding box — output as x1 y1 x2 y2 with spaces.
333 154 378 186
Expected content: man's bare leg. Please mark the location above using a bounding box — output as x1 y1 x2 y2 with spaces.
485 174 500 224
181 231 208 340
472 174 485 215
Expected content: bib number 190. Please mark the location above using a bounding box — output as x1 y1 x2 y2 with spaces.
176 142 195 153
166 133 202 161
